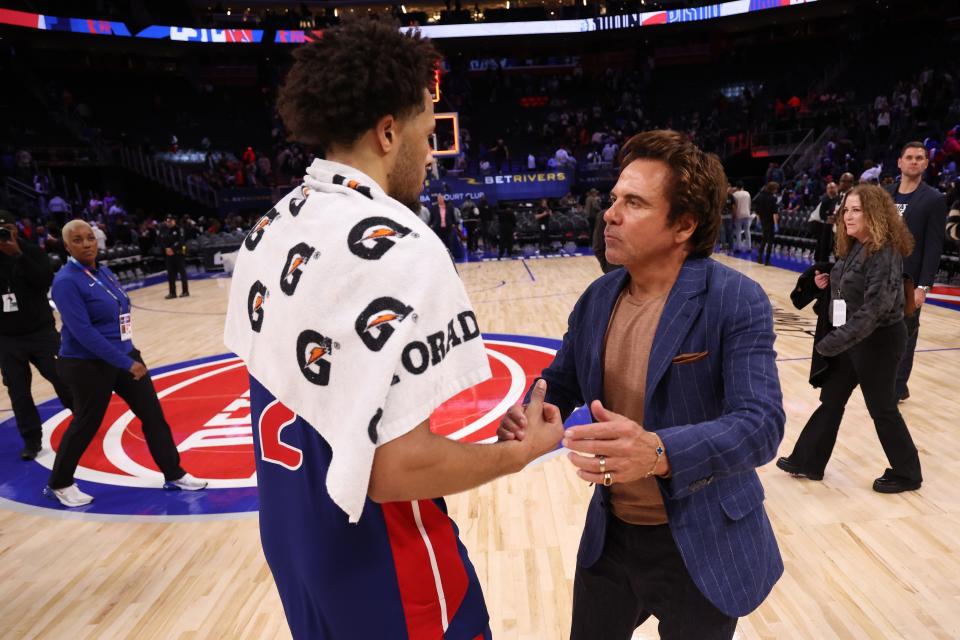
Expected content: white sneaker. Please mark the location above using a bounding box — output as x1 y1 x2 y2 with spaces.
164 473 208 491
44 484 94 507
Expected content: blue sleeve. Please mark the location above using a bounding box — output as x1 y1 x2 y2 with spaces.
657 280 785 500
52 277 135 371
538 303 585 422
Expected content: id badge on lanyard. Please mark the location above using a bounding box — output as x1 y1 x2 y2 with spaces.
119 312 133 341
2 292 17 313
831 299 847 327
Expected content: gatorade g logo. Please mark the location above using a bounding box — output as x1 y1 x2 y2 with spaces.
247 281 268 332
245 208 280 251
288 186 312 217
356 297 414 352
296 330 336 386
347 217 416 260
368 408 383 444
280 243 319 296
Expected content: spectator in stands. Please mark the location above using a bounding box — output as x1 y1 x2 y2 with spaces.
535 198 553 253
886 142 948 402
766 162 785 185
498 202 516 258
754 182 780 266
429 193 460 257
777 185 922 493
478 195 496 252
731 182 752 254
491 139 509 172
719 186 735 253
0 209 74 461
160 214 190 299
46 220 206 506
90 222 107 252
461 197 481 253
813 181 840 262
947 198 959 242
47 194 70 225
583 188 602 231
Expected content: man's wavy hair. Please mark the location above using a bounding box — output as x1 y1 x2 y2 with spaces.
619 130 726 258
835 184 914 258
277 19 439 151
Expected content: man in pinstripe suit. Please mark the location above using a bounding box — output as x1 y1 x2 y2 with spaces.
500 130 784 639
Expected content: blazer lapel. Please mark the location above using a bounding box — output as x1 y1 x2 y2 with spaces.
644 259 708 413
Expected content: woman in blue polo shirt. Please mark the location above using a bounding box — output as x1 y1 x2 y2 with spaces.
45 220 206 507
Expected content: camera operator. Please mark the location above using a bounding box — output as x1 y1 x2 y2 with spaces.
0 210 73 460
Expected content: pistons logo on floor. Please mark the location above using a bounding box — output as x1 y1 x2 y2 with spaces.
0 334 587 518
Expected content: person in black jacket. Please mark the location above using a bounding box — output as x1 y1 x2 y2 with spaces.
777 185 922 493
497 202 516 258
753 181 780 265
813 181 840 262
885 142 947 402
160 214 190 299
0 209 73 460
790 261 834 388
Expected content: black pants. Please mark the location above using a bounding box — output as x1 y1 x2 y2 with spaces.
788 321 921 481
571 519 737 640
49 350 185 489
0 328 74 446
464 221 480 252
498 226 515 257
758 216 775 265
895 308 920 398
166 254 189 296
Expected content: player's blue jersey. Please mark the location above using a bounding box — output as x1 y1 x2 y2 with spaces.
249 375 491 639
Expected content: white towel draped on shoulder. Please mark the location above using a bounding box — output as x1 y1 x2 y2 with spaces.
225 159 490 522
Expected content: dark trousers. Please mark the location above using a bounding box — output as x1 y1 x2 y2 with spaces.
498 226 515 257
571 518 737 640
49 350 185 489
758 217 775 265
788 321 921 481
895 308 920 398
165 254 189 296
0 328 74 446
464 222 480 252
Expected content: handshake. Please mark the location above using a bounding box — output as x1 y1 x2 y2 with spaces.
497 380 670 485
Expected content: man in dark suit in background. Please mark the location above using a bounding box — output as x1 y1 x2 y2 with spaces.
885 142 947 402
160 214 189 299
500 131 784 639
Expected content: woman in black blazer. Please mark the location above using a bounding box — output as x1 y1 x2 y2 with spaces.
777 184 922 493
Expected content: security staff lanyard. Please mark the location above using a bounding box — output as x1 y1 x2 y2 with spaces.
69 257 133 340
832 241 864 327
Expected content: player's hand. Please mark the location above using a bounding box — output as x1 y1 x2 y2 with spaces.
129 362 148 380
516 379 563 464
165 248 174 256
497 403 527 441
914 287 926 308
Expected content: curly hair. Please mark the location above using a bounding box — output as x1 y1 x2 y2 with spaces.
835 184 915 258
276 19 439 151
619 130 727 258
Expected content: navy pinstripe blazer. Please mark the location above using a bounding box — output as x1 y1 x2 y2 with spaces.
540 257 785 617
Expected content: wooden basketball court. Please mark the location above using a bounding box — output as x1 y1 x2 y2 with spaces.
1 254 958 639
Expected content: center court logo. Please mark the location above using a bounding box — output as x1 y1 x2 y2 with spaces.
0 335 588 517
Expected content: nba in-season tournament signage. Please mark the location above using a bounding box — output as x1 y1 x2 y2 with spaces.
0 335 589 519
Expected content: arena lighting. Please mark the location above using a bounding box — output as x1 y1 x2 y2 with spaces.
0 0 820 41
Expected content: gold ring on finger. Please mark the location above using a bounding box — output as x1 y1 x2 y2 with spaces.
598 455 606 474
603 472 613 487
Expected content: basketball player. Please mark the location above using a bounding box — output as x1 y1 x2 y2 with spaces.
223 20 563 640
